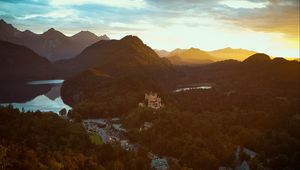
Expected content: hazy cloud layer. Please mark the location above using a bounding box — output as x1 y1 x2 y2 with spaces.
0 0 299 57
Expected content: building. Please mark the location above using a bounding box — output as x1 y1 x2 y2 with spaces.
151 158 169 170
235 146 256 170
238 161 250 170
112 123 127 132
144 92 164 109
243 148 256 159
140 122 153 132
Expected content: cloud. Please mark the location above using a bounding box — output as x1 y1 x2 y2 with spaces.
49 0 147 9
0 0 298 57
16 8 78 20
217 0 299 42
219 0 270 9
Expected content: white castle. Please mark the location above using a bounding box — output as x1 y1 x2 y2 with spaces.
139 92 164 109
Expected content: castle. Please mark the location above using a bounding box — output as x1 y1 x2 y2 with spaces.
139 92 164 109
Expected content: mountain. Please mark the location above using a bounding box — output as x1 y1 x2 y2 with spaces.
0 40 54 81
71 31 109 47
167 48 215 65
0 19 109 61
56 35 172 76
243 53 271 63
31 28 85 61
209 47 257 61
154 49 170 57
0 19 22 41
168 48 185 56
60 35 176 117
0 20 39 48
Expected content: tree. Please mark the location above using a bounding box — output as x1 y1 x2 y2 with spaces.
59 108 67 117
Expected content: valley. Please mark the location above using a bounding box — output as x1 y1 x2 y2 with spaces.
0 18 299 170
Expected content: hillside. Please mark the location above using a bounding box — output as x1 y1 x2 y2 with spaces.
0 106 149 169
60 35 176 117
56 35 173 77
0 40 54 81
181 53 300 96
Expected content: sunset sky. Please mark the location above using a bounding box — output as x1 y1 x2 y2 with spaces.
0 0 299 58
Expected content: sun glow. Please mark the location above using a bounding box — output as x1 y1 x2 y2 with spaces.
0 0 299 58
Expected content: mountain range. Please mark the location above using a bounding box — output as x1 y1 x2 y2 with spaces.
0 19 109 61
167 48 215 65
155 47 259 65
208 47 257 61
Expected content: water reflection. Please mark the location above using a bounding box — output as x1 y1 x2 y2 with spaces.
0 80 71 113
0 82 51 103
27 79 64 85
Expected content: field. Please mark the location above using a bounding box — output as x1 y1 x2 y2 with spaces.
89 132 103 145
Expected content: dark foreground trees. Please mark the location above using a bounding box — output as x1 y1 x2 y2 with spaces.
0 106 149 170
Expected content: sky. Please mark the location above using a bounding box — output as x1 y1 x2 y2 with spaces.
0 0 299 58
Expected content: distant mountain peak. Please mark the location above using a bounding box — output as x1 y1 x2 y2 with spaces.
187 47 205 52
99 34 109 40
22 29 36 37
42 28 67 39
23 29 32 33
72 31 98 40
80 30 93 33
71 31 110 47
121 35 143 44
189 47 198 50
23 29 35 35
73 31 109 40
0 19 6 24
47 28 56 32
44 28 63 34
243 53 271 63
272 57 288 63
76 30 97 36
0 19 14 29
209 47 257 61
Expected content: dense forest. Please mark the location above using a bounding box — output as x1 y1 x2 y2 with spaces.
60 53 300 169
120 54 300 169
0 106 150 170
123 89 299 169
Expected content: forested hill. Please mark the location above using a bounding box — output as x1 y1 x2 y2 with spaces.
0 40 54 81
55 35 173 77
0 106 150 170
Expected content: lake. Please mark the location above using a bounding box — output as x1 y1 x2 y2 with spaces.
0 80 71 114
173 86 212 93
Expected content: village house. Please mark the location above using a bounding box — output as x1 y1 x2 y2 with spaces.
139 122 153 132
243 148 256 159
151 158 169 170
235 146 256 170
